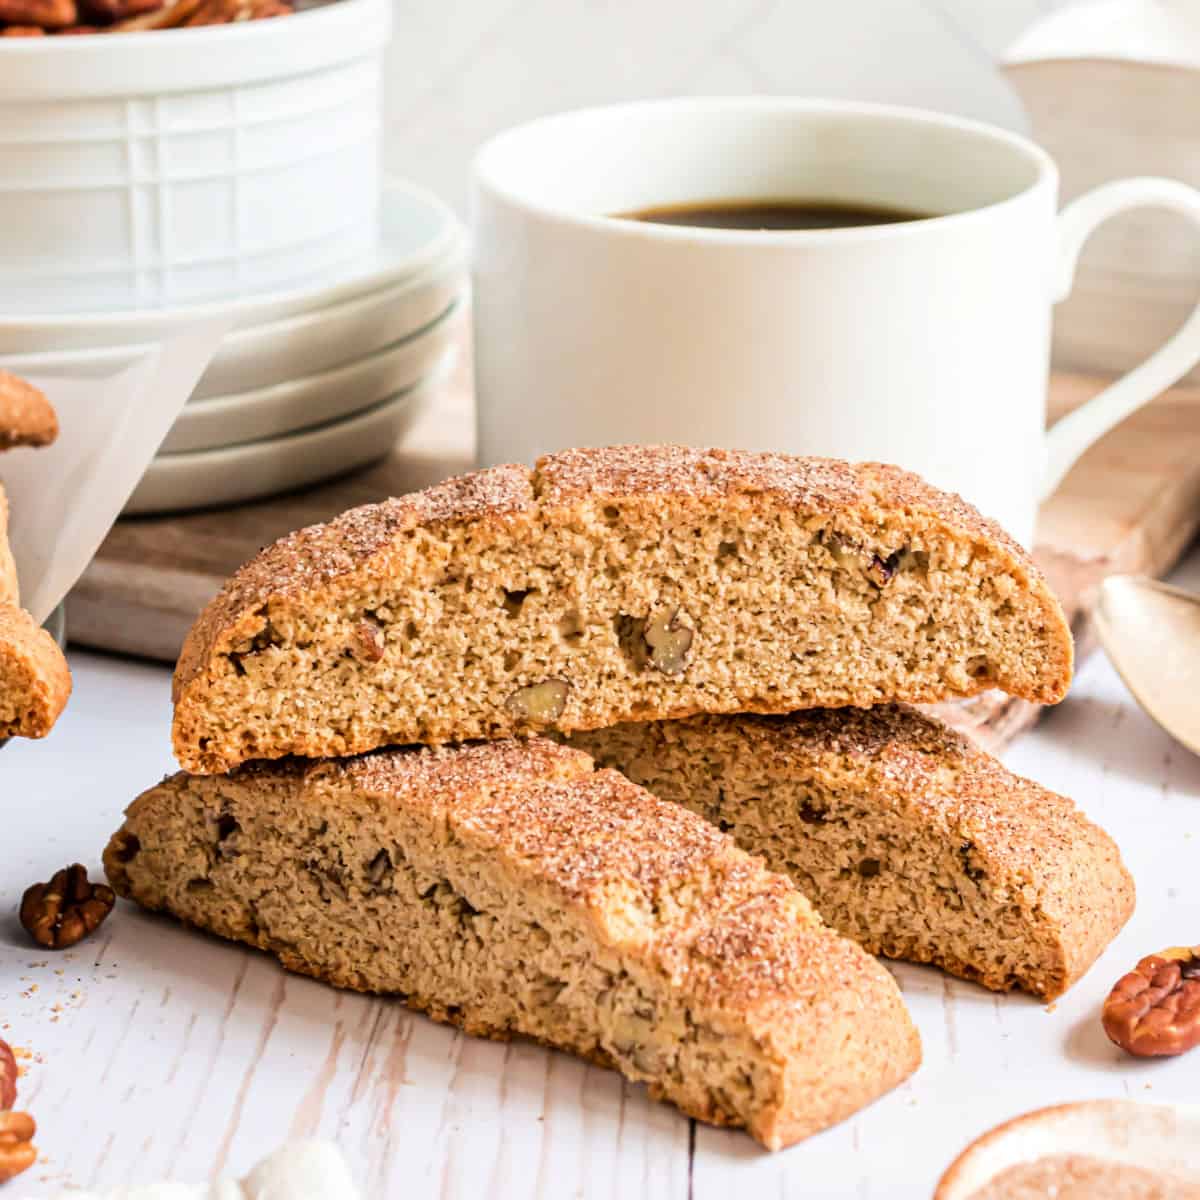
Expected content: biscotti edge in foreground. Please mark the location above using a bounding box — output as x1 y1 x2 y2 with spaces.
103 738 922 1151
0 602 71 739
171 446 1073 774
568 704 1134 1002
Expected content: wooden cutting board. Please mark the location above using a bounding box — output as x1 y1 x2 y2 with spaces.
67 363 1200 752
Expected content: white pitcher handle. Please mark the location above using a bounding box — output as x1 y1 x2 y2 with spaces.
1042 177 1200 499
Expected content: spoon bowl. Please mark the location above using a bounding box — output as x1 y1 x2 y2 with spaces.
1094 574 1200 754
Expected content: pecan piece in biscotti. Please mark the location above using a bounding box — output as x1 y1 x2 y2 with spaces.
1102 945 1200 1057
505 679 569 725
349 616 386 665
20 864 115 950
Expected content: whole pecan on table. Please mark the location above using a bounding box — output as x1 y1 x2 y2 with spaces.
0 1112 36 1184
1102 944 1200 1057
19 863 115 950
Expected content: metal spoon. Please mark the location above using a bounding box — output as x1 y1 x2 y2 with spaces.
1094 575 1200 754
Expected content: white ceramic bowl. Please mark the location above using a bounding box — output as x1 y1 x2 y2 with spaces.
0 248 465 399
161 305 460 452
125 367 444 514
0 0 391 313
0 179 463 347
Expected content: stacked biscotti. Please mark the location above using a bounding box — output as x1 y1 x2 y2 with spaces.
0 372 71 742
106 446 1133 1148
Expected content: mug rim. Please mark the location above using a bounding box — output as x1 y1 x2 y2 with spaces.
473 96 1058 244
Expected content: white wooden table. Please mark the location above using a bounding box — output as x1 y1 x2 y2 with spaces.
4 559 1199 1199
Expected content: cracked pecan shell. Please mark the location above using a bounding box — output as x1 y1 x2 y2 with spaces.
1102 945 1200 1057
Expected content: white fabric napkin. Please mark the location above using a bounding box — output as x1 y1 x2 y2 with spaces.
1 319 228 625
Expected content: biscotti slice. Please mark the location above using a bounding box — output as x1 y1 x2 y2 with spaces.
0 484 18 607
0 603 71 739
104 738 921 1150
0 371 58 451
567 705 1133 1000
172 446 1073 773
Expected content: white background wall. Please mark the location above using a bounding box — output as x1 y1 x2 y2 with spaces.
380 0 1083 213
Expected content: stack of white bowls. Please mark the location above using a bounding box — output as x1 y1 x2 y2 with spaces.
0 0 466 514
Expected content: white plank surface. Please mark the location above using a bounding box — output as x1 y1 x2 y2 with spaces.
4 551 1199 1198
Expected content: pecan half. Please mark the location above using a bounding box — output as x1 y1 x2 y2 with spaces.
349 616 386 664
505 679 569 725
0 0 75 25
615 608 694 675
643 608 694 676
20 864 115 950
0 1112 35 1184
1102 945 1200 1057
79 0 160 18
0 1038 16 1110
107 0 203 28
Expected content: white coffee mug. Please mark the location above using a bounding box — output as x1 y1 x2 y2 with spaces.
471 97 1200 547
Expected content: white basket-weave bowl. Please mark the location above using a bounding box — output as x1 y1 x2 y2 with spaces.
0 0 390 313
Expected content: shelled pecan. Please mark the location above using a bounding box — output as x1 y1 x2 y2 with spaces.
20 863 115 950
1102 945 1200 1057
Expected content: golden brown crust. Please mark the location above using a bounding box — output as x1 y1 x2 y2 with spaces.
0 371 58 451
0 602 71 739
106 737 921 1149
536 448 1025 564
0 484 18 608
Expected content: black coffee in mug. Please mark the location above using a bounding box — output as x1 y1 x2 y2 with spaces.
617 198 934 230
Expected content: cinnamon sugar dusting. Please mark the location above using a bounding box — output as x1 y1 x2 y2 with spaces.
666 705 1101 878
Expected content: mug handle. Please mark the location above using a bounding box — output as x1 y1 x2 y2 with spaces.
1042 177 1200 499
